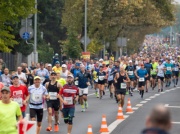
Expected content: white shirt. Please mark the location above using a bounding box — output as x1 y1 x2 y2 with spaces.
157 64 165 77
16 72 27 85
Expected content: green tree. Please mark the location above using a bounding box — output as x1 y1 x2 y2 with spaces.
0 0 36 52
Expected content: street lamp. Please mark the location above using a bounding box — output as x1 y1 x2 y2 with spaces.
34 0 38 63
84 0 87 52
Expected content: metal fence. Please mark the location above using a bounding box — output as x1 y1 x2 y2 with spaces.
0 53 15 71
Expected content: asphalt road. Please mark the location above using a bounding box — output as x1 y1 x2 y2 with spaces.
27 84 180 134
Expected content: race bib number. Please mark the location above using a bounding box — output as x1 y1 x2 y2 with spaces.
75 81 78 85
95 78 98 82
167 67 171 71
151 69 156 73
32 94 42 102
159 70 164 75
40 77 45 83
121 83 127 89
13 98 23 107
128 71 133 75
174 67 179 71
49 92 57 100
64 97 73 105
99 76 104 81
139 78 145 82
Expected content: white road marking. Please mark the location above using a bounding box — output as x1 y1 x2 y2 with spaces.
136 104 143 107
101 115 129 134
165 90 170 92
88 93 95 96
165 104 180 108
172 122 180 124
155 94 160 96
145 99 151 101
132 107 139 110
149 96 156 99
140 101 147 104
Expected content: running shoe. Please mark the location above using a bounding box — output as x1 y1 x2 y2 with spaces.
81 109 85 112
54 125 59 132
103 91 105 95
46 126 52 131
126 91 129 95
85 101 88 109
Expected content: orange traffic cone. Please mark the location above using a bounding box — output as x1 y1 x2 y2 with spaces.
99 115 109 133
117 106 124 120
87 125 93 134
126 98 133 113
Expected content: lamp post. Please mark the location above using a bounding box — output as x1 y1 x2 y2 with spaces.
84 0 87 52
34 0 38 63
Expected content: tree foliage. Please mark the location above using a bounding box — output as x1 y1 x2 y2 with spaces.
0 0 36 52
62 0 176 54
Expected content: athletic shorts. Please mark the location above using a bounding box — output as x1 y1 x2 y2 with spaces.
129 77 135 81
157 76 164 81
46 100 60 111
173 71 179 77
165 74 172 79
138 82 145 87
116 90 126 95
145 75 150 81
151 75 157 79
30 108 43 122
108 80 114 86
98 80 105 85
79 87 88 96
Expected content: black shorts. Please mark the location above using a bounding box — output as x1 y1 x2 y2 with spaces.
151 75 157 79
165 74 171 79
145 76 150 81
173 71 179 77
116 89 126 95
138 82 145 87
98 80 105 85
108 80 114 86
157 76 164 81
30 108 43 122
129 77 135 81
46 100 60 111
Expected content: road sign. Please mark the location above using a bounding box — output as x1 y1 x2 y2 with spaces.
21 19 32 26
80 36 91 46
28 14 33 18
117 37 127 47
19 27 34 40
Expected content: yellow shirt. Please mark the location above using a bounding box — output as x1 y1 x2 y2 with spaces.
52 66 62 73
56 78 66 86
0 101 21 134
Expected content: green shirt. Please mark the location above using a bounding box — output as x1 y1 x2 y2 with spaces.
0 101 21 134
151 62 158 75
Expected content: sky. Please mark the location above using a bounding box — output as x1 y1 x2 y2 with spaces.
175 0 180 3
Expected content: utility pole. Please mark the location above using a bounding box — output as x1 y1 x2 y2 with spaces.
34 0 38 63
84 0 87 52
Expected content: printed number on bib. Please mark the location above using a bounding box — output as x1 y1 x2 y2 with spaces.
95 78 98 82
64 97 73 105
139 78 145 82
75 81 78 85
167 67 171 71
174 67 179 71
49 92 57 100
14 98 23 107
128 71 133 75
99 76 104 81
121 83 127 89
32 94 42 102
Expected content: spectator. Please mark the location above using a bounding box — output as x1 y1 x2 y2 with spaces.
141 104 171 134
0 58 6 75
1 68 11 87
16 67 27 85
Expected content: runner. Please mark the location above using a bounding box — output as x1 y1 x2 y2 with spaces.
76 64 91 112
0 86 22 134
114 67 130 107
172 59 179 87
45 72 62 132
59 74 79 134
16 66 27 85
52 61 62 73
92 67 99 98
56 71 66 86
27 76 49 134
164 59 173 87
157 60 165 92
60 64 71 80
107 63 114 98
125 60 136 96
10 75 29 118
97 66 106 99
144 58 152 92
151 59 158 90
135 64 148 99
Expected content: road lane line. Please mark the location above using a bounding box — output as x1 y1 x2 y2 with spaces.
149 96 156 99
165 105 180 108
132 107 139 110
172 122 180 124
140 101 147 104
145 99 151 101
155 94 160 96
101 115 129 134
136 104 143 107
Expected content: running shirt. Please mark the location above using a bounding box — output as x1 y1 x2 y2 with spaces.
144 63 152 74
107 68 114 81
137 69 148 82
77 71 91 88
97 71 106 81
157 64 165 77
60 70 69 80
52 66 62 73
173 63 179 72
71 68 80 78
59 84 79 108
57 78 66 86
10 85 28 112
116 73 128 90
28 84 48 109
151 62 158 75
164 63 173 74
92 70 98 82
47 81 59 101
125 65 136 78
35 68 49 83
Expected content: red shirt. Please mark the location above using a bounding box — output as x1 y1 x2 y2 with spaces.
59 84 79 108
10 85 28 112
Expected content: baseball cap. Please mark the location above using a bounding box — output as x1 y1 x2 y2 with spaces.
129 60 132 63
12 75 19 79
67 74 74 78
55 61 60 64
62 64 67 68
99 58 103 62
48 64 52 67
1 86 10 92
34 76 41 80
51 71 57 75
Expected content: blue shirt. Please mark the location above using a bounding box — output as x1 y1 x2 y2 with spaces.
137 69 148 78
77 71 91 88
71 68 80 78
164 63 173 74
28 84 48 109
144 63 152 74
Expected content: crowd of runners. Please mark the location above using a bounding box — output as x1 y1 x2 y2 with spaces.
0 35 180 134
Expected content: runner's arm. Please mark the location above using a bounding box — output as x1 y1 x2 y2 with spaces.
114 73 119 83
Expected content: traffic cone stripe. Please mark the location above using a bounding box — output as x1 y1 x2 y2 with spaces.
87 125 93 134
117 106 124 120
99 115 109 132
102 118 106 121
126 98 134 112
